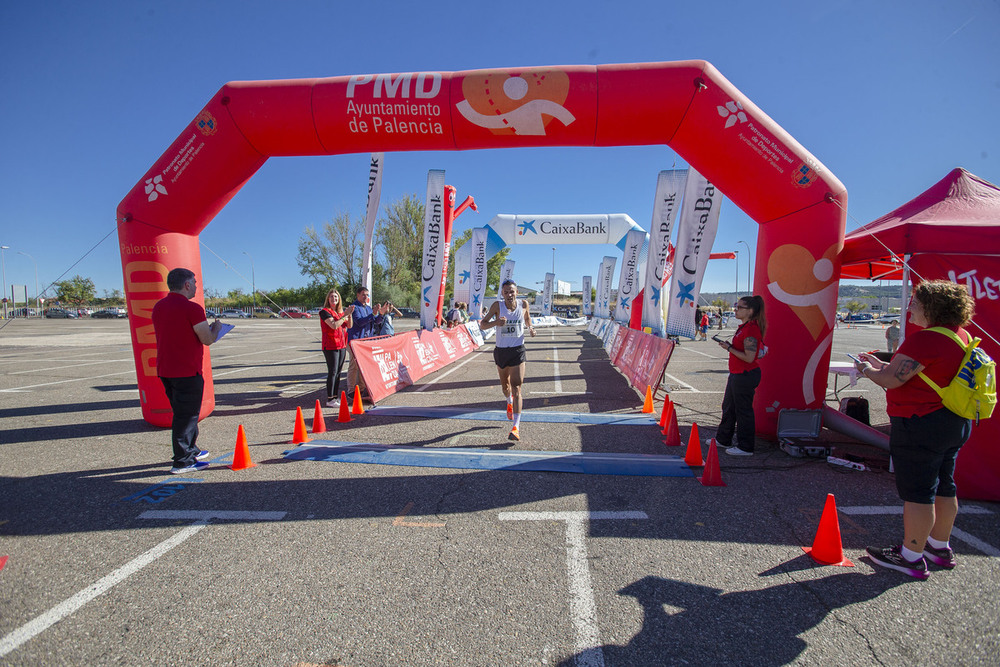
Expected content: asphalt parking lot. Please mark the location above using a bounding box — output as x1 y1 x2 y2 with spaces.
1 317 997 666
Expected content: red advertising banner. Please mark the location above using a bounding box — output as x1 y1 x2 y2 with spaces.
609 325 630 366
601 323 675 394
350 333 419 404
352 325 481 403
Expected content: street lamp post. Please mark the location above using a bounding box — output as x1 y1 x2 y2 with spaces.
17 250 39 315
737 240 751 295
243 251 256 313
734 250 739 301
0 245 9 318
552 247 555 274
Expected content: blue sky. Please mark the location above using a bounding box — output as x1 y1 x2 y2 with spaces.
2 0 998 302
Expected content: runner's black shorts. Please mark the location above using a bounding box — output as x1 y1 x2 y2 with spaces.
493 345 526 369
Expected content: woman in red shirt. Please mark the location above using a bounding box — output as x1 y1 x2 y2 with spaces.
854 280 975 579
319 289 353 407
715 295 766 456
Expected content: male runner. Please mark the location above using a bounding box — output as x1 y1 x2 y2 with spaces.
480 279 536 440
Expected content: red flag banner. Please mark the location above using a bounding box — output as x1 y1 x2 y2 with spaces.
353 325 481 403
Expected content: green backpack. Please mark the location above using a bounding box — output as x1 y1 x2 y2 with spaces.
918 327 997 424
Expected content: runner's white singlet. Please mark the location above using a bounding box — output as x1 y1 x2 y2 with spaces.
495 300 525 348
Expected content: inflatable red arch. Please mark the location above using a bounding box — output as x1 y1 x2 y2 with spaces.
118 61 847 431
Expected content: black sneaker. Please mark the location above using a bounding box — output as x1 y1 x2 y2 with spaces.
923 544 957 569
865 544 929 580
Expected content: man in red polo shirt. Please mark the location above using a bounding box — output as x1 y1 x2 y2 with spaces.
152 268 222 474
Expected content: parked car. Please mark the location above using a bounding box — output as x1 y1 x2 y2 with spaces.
397 308 418 318
278 308 312 319
878 313 901 324
306 307 322 316
205 309 219 318
44 308 78 319
842 313 875 322
92 308 128 319
219 309 249 318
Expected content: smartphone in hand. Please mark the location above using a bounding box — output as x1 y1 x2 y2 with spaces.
712 334 725 344
845 353 863 364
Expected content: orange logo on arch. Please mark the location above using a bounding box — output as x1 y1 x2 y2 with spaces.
457 69 575 136
766 243 840 340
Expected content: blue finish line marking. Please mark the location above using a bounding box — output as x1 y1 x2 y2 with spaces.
284 441 693 477
365 405 658 426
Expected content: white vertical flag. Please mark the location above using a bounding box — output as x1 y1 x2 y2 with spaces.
596 256 617 319
469 227 489 320
542 273 554 316
581 275 592 316
613 229 646 323
361 153 384 291
642 170 686 336
419 169 446 331
499 260 516 294
666 168 724 338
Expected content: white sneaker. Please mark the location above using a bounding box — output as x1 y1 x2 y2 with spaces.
725 446 753 456
326 399 339 407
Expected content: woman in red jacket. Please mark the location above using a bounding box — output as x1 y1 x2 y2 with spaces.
319 289 353 407
715 295 766 456
854 280 975 579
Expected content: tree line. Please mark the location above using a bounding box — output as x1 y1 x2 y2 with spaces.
295 194 510 309
46 195 510 311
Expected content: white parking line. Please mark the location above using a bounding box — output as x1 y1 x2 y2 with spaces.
500 511 648 667
7 358 132 375
0 370 136 392
840 505 999 559
0 510 288 658
663 373 698 392
553 337 563 393
414 353 480 392
0 521 208 658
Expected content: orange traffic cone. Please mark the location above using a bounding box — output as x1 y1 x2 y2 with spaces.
289 406 310 445
312 399 327 434
684 422 704 466
352 386 366 415
230 424 256 470
663 402 681 447
338 390 352 423
802 493 854 566
642 386 654 413
698 439 725 486
658 396 672 429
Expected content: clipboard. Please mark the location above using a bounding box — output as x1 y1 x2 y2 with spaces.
214 323 235 342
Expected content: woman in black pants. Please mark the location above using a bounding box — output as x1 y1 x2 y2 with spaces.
715 295 766 456
319 289 353 407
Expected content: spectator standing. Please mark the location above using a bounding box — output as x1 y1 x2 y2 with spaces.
715 295 767 456
319 289 353 406
346 286 385 399
698 311 710 341
853 280 976 579
151 268 222 474
380 302 402 336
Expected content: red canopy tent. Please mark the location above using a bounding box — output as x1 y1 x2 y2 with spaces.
841 168 1000 501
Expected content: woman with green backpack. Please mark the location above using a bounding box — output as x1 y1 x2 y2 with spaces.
853 280 980 580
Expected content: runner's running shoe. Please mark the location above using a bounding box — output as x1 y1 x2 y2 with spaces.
508 426 520 441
